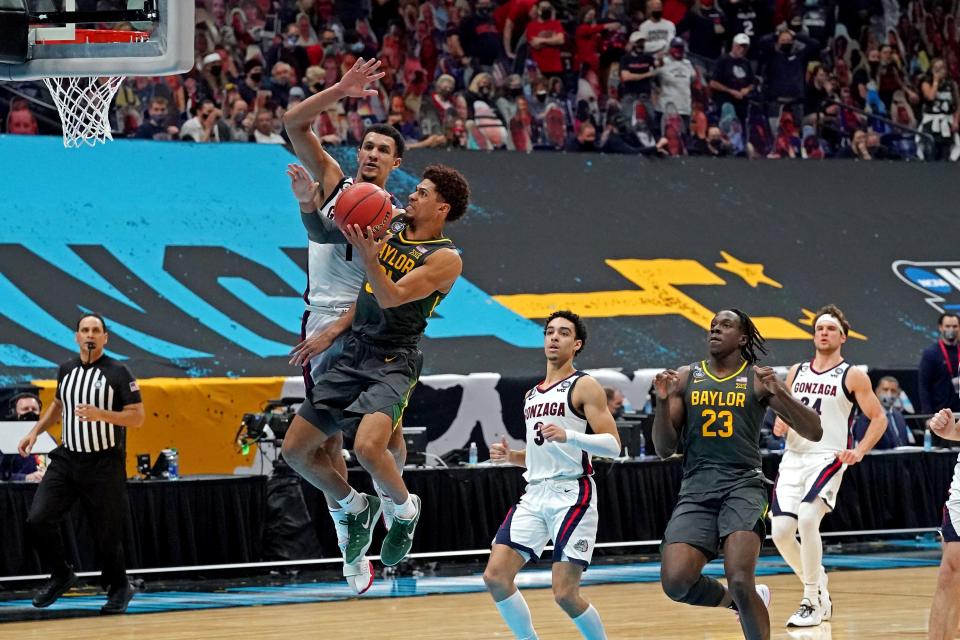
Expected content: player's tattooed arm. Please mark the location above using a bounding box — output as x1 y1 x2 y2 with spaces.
652 366 689 458
489 436 525 467
756 366 823 442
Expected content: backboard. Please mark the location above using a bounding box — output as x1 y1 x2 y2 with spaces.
0 0 193 81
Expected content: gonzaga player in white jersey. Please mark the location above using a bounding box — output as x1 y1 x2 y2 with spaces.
771 305 887 628
928 406 960 640
484 311 620 640
282 58 406 594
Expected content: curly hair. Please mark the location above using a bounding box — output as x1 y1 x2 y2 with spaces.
813 303 850 336
423 164 470 222
545 310 588 355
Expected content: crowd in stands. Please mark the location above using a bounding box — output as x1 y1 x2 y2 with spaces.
4 0 960 160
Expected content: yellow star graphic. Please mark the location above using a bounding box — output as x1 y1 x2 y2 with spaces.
798 308 868 341
714 251 783 289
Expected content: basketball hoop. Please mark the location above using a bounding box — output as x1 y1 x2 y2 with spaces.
37 30 150 148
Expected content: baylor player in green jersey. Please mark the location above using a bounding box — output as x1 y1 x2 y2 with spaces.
286 164 470 569
653 310 822 640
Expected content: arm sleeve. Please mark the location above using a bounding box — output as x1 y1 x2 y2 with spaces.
301 211 347 244
565 430 621 457
114 365 143 408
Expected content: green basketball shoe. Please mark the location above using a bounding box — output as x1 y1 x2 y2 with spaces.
344 494 382 565
380 494 421 566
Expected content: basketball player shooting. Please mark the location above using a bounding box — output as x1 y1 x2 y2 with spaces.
484 311 620 640
769 305 887 628
653 309 822 640
281 56 407 593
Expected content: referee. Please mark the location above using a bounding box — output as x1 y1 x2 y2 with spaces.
17 313 145 614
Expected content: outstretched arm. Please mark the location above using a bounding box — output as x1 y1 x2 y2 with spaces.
282 58 385 197
756 365 822 442
652 367 689 458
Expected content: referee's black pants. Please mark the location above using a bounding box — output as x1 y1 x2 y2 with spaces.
26 446 128 590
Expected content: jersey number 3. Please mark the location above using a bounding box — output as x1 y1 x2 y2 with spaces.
533 421 545 446
701 409 734 437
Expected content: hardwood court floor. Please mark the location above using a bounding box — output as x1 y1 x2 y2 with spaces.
1 567 937 639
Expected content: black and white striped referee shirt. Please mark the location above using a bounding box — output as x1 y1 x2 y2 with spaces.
55 355 142 453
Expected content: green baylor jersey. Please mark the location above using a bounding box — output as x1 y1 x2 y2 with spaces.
352 228 456 347
680 360 767 495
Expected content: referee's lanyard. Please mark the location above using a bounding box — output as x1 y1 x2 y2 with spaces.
939 340 960 394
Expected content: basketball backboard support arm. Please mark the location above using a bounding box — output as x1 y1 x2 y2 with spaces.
0 0 193 81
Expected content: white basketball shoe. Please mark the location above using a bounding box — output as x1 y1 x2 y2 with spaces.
786 598 823 627
818 572 832 621
332 509 374 595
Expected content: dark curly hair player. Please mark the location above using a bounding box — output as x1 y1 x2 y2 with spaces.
283 162 470 570
652 309 823 640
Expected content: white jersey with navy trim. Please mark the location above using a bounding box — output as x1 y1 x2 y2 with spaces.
523 371 594 482
304 177 365 317
787 360 857 454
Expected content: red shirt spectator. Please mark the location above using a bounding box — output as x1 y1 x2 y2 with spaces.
496 0 538 57
526 3 566 75
663 0 688 25
574 6 618 73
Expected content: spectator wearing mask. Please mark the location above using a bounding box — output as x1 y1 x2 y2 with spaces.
689 125 733 156
620 32 657 129
838 128 873 159
180 100 229 142
498 0 538 62
605 387 625 419
270 62 295 109
709 33 755 122
266 23 311 79
566 119 599 151
496 74 527 124
574 5 621 76
655 38 697 133
637 0 676 57
919 313 960 418
677 0 728 66
757 27 820 124
0 393 44 482
134 97 180 141
226 98 252 141
419 74 456 141
803 63 834 117
852 377 916 449
464 72 509 149
919 58 960 161
526 2 566 81
458 0 502 70
238 58 265 105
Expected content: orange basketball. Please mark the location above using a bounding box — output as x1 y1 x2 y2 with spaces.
333 182 393 239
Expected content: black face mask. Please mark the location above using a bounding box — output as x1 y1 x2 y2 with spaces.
536 92 547 102
210 65 223 77
869 61 880 74
508 87 523 97
18 411 39 422
479 86 492 97
611 406 625 420
477 6 491 16
651 10 663 19
780 42 793 55
540 8 553 19
249 72 262 83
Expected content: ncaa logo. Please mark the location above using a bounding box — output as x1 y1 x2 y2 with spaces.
893 260 960 314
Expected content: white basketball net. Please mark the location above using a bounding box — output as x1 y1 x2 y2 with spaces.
42 75 125 148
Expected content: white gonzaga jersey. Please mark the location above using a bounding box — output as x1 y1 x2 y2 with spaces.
305 177 365 317
787 360 857 453
523 371 594 482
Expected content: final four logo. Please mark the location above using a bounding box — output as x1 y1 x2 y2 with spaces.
892 260 960 314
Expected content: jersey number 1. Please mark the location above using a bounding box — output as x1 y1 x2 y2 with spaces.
702 409 734 437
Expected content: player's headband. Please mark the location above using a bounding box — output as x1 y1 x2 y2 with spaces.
815 314 843 331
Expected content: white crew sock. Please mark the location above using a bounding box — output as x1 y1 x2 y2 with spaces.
771 516 804 584
798 500 828 603
336 488 367 515
394 494 417 520
571 604 607 640
373 480 396 527
494 590 538 639
328 507 348 550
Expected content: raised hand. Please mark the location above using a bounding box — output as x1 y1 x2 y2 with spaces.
654 369 681 400
339 57 385 98
489 436 510 463
342 223 383 264
287 163 318 204
755 365 786 396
